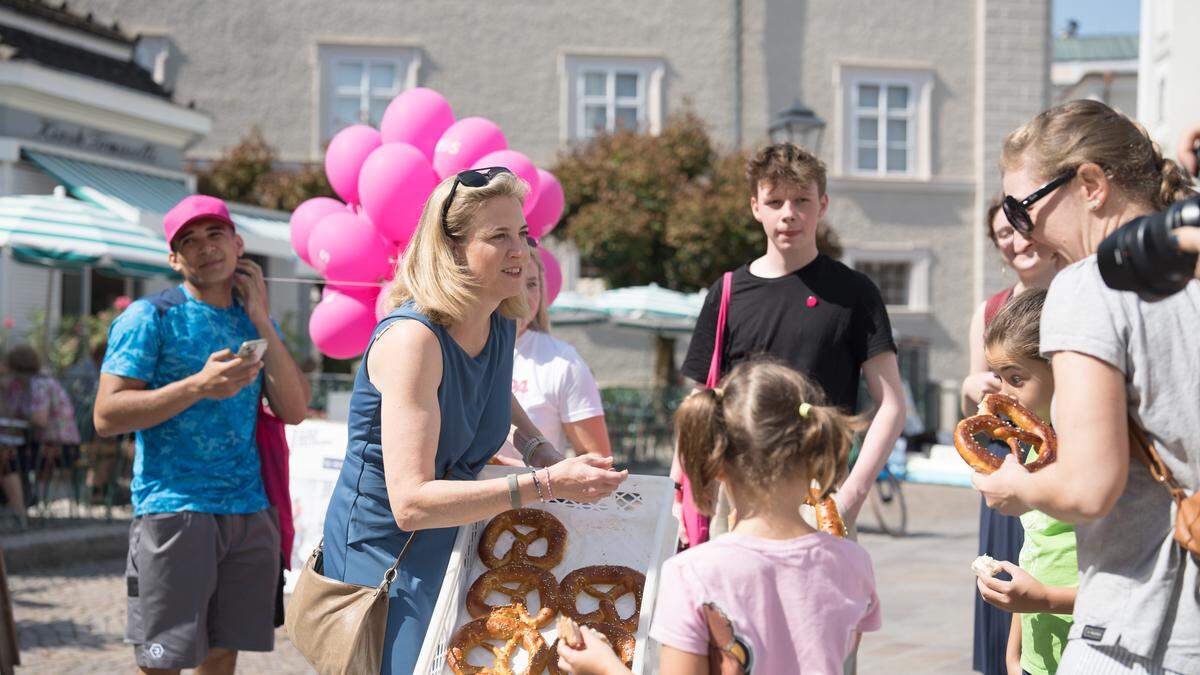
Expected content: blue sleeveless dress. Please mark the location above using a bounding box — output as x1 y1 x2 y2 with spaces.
321 303 515 673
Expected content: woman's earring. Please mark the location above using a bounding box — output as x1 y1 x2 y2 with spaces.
1089 199 1101 210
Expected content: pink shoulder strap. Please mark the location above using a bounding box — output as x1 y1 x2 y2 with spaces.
705 272 733 388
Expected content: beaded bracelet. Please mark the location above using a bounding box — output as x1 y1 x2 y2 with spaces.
530 468 546 503
542 467 555 501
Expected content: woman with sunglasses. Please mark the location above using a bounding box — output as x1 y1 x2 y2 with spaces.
974 100 1199 673
320 168 628 673
963 195 1059 675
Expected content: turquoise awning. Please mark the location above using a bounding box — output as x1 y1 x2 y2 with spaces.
24 149 191 214
25 149 294 258
0 193 174 277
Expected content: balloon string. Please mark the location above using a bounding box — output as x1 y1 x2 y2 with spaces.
262 276 385 288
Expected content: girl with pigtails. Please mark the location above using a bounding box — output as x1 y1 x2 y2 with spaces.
555 358 882 675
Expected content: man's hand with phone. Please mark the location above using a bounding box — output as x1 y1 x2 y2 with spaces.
233 258 271 329
191 348 263 400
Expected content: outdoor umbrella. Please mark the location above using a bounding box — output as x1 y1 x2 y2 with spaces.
0 190 172 277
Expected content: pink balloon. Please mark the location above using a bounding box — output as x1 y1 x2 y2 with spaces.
526 169 564 238
380 88 455 160
290 197 345 266
324 125 382 204
539 247 563 307
307 211 393 283
358 143 439 246
433 117 507 179
324 282 381 302
472 150 540 215
309 290 377 360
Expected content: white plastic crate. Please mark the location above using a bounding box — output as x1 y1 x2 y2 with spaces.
414 466 677 674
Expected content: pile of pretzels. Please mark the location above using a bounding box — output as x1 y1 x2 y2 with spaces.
447 507 645 675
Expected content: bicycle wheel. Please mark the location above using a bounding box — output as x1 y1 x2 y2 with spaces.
869 472 908 537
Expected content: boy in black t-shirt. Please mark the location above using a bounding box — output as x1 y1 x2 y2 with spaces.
679 143 907 527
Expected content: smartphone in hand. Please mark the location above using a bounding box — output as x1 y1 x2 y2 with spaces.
236 338 268 362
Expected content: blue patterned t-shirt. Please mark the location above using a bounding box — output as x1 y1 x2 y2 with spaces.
102 285 269 516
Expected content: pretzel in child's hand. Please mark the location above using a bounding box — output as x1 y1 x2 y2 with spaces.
549 618 636 675
466 563 560 628
559 565 645 634
804 493 848 537
954 393 1057 474
447 605 551 675
478 508 568 570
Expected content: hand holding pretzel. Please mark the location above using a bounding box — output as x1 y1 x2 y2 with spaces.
954 394 1056 474
550 617 635 675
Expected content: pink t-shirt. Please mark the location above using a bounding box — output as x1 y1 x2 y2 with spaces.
649 531 881 674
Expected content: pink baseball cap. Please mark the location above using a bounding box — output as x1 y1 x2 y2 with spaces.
163 195 236 246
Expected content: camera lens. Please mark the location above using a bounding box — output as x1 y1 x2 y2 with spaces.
1098 196 1200 301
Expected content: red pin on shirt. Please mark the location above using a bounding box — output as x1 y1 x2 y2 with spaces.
806 295 819 308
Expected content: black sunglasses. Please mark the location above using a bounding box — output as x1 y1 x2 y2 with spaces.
440 166 513 232
1002 167 1076 236
440 166 537 247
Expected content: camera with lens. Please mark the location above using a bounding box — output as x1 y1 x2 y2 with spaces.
1098 195 1200 301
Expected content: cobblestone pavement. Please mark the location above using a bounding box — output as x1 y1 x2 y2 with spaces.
10 483 981 673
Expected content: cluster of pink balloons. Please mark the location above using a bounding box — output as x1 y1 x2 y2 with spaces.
290 88 566 359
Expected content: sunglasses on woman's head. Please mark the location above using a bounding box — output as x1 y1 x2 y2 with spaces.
1002 167 1077 236
440 166 514 233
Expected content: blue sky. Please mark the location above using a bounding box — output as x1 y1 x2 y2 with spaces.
1052 0 1140 35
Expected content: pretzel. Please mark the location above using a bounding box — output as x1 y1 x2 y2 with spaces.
954 394 1057 474
466 563 560 628
478 508 568 570
549 620 636 675
447 606 551 675
559 565 645 634
804 494 848 537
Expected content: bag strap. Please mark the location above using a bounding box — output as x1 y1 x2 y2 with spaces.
1128 415 1189 503
705 272 733 389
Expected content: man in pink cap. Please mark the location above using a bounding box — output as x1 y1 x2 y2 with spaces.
93 194 310 674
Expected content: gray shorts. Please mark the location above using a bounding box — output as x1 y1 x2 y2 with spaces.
125 508 280 669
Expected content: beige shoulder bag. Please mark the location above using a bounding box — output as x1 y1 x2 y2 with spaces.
1129 418 1200 557
285 531 416 675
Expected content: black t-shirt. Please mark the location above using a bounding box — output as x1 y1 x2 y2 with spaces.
681 255 896 411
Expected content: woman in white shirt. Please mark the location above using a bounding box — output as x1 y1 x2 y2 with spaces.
498 249 611 463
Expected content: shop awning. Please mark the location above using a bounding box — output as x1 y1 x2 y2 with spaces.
0 192 173 277
23 149 294 258
24 149 191 214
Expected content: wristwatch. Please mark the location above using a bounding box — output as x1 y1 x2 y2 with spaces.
520 435 548 465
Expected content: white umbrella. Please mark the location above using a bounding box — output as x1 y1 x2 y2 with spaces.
594 283 705 320
0 190 172 276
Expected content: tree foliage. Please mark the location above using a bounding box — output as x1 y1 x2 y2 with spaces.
553 111 840 291
195 127 334 212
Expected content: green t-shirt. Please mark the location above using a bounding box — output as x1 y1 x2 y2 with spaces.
1018 508 1078 675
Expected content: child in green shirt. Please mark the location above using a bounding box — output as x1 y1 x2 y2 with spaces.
977 289 1079 675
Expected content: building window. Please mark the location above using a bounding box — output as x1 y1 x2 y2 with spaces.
562 55 665 143
317 45 419 148
836 64 933 179
843 247 932 311
856 260 911 306
578 69 645 138
852 83 913 174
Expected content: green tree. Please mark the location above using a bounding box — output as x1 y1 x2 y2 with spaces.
195 127 334 212
554 111 840 293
